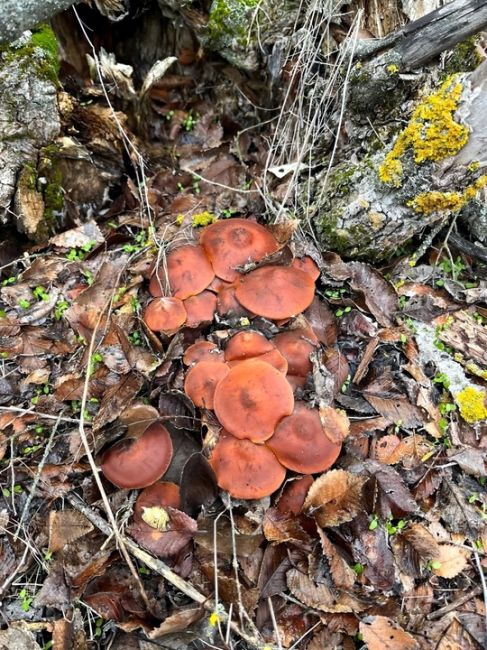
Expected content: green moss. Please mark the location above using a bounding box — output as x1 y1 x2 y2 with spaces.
326 164 356 197
205 0 258 48
19 164 38 192
39 144 64 229
444 37 482 75
0 24 60 84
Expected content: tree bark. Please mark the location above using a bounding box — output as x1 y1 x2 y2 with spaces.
0 0 78 44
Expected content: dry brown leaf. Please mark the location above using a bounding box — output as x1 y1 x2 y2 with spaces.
263 507 311 545
359 616 419 650
92 372 144 431
48 510 94 553
318 529 355 589
432 544 470 579
119 402 159 438
304 469 366 527
319 406 349 444
287 568 363 613
148 606 205 639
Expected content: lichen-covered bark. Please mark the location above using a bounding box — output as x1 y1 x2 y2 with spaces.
0 0 76 44
312 60 487 260
0 27 61 239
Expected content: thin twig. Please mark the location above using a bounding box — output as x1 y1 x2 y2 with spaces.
0 405 81 425
14 413 62 540
66 493 265 649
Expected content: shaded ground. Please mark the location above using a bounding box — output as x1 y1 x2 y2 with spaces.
0 2 486 649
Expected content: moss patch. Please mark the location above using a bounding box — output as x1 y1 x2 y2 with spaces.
0 24 60 84
378 76 469 187
38 144 64 229
444 37 482 75
205 0 258 48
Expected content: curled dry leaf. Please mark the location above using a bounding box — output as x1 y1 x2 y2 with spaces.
432 544 470 579
319 406 349 444
263 507 311 545
317 529 355 589
359 616 419 650
303 470 366 528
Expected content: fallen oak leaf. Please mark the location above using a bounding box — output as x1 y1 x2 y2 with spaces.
303 469 366 528
432 544 470 579
359 615 419 650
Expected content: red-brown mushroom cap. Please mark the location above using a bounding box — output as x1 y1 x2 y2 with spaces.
209 434 286 500
267 402 341 474
183 291 217 328
228 349 288 374
224 330 274 361
273 328 318 377
183 341 224 366
200 218 279 282
291 256 320 281
134 482 181 523
149 245 214 299
277 475 314 516
143 297 187 333
184 360 230 409
101 422 173 489
216 285 251 318
235 266 315 320
207 277 233 293
213 359 294 442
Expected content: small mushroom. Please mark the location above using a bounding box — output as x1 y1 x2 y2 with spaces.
183 291 217 328
291 256 320 281
149 245 214 299
209 433 286 500
213 359 294 442
134 482 181 524
101 422 173 489
228 349 288 374
200 218 279 282
273 328 318 377
224 330 274 361
183 341 224 366
267 402 341 474
235 266 315 320
143 297 187 333
184 360 230 409
217 285 251 318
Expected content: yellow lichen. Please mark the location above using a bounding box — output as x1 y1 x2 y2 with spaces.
410 173 487 214
387 64 399 74
378 76 469 187
456 386 487 423
192 211 218 227
175 213 185 225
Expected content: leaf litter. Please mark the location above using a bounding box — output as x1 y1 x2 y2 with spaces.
0 8 486 650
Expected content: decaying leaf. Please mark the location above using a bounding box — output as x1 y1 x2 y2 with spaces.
304 470 366 527
319 406 349 444
359 616 419 650
287 568 364 613
263 507 311 545
432 544 470 579
148 606 205 639
364 460 418 518
318 529 355 589
48 510 94 553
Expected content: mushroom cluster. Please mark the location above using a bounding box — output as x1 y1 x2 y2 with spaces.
143 218 317 332
144 217 345 501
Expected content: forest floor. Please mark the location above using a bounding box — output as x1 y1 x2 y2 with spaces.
0 4 486 650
